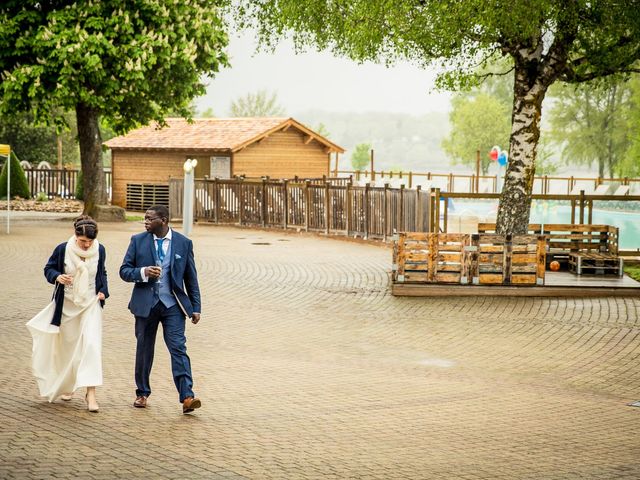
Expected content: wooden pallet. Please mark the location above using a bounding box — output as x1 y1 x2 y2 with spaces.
393 233 545 286
569 252 624 277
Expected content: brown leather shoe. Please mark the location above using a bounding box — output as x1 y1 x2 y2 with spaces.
133 396 147 408
182 396 201 414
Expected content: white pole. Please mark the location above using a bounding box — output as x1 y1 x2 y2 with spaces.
6 150 10 235
182 158 197 237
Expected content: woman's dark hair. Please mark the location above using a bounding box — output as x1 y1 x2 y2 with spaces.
74 215 98 239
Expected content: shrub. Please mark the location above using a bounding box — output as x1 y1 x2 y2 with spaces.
0 152 31 199
35 191 49 202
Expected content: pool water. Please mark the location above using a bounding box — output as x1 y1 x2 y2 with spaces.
449 199 640 250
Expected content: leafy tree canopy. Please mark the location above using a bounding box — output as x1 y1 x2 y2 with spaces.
235 0 640 233
230 90 285 117
0 1 230 214
442 93 510 174
0 0 229 133
351 143 371 171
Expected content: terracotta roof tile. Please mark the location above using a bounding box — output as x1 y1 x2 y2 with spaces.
104 117 344 153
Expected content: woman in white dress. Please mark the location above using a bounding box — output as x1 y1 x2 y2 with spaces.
27 216 109 412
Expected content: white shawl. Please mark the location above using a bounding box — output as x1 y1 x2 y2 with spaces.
64 235 100 306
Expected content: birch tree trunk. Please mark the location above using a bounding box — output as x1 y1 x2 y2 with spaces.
495 65 548 235
76 103 107 216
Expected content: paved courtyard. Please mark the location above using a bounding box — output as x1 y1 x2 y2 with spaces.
1 217 640 479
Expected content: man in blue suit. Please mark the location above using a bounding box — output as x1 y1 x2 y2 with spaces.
120 205 202 414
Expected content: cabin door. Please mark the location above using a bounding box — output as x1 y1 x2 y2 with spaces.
210 156 231 179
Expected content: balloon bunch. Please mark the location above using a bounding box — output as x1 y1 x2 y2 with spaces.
489 146 509 167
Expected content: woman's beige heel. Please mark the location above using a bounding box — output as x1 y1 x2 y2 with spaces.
85 387 99 413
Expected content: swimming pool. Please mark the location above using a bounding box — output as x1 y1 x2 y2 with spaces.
448 199 640 250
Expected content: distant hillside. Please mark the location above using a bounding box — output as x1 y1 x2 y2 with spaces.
295 110 452 173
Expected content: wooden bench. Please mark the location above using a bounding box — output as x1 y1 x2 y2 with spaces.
478 223 623 276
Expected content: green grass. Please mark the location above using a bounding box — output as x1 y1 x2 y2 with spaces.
126 215 144 222
624 265 640 282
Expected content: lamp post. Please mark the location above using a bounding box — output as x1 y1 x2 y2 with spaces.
182 158 198 237
0 144 11 234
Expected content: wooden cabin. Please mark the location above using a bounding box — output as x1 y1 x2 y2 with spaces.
104 117 345 210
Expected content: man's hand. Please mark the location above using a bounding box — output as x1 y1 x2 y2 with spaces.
97 292 106 301
56 274 74 285
191 313 200 324
144 266 162 279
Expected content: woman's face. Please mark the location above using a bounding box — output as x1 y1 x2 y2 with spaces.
75 235 94 251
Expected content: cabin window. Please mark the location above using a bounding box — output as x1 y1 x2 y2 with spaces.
210 156 231 179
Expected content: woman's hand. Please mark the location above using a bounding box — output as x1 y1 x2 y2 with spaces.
97 292 105 301
56 274 74 285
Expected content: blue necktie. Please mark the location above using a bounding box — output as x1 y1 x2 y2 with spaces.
156 238 165 262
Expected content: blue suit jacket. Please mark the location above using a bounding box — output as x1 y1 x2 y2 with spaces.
119 230 201 318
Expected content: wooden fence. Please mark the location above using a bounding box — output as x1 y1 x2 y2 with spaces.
336 169 640 195
169 177 430 240
23 168 112 201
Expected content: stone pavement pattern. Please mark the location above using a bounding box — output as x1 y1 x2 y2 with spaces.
1 219 639 479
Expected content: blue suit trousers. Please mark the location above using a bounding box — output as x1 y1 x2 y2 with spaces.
134 302 194 402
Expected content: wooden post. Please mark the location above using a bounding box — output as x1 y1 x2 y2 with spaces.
345 181 352 237
443 194 448 233
536 235 546 285
304 180 311 232
324 180 330 235
475 149 480 193
213 177 220 223
569 175 574 194
588 200 593 225
579 190 585 224
399 184 405 233
238 177 244 226
415 185 422 232
544 175 549 194
283 179 289 230
334 152 339 177
364 183 370 239
370 149 375 182
434 188 441 233
408 171 413 189
261 178 267 227
383 183 389 242
570 199 576 224
448 173 453 192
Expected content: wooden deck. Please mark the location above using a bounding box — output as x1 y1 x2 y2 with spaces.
392 271 640 297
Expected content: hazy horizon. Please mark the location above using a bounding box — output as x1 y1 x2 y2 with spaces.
195 30 453 117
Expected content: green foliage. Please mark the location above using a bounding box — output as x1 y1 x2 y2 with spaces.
624 265 640 282
442 93 510 173
75 170 83 201
199 107 216 118
230 90 285 117
236 0 640 232
0 1 230 134
350 143 371 171
35 191 48 202
0 152 30 199
315 122 330 138
618 76 640 177
547 78 632 178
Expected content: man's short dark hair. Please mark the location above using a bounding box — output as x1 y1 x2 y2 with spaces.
148 205 169 221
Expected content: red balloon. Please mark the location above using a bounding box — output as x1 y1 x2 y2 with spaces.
489 149 499 161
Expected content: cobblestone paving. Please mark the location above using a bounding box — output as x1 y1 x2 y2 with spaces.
1 220 640 479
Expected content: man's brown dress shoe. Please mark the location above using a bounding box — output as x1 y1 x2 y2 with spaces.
182 397 201 414
133 396 147 408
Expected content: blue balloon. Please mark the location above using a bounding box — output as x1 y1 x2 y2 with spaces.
498 151 508 166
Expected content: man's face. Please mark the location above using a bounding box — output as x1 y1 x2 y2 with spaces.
144 209 166 235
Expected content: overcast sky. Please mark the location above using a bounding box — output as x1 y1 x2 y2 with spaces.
195 31 453 117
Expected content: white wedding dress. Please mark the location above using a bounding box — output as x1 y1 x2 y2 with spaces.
26 240 103 402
